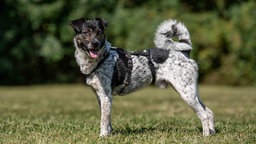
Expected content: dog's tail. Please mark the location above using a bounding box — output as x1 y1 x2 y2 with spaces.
154 19 192 51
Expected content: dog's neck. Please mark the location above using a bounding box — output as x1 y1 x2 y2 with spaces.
75 41 111 76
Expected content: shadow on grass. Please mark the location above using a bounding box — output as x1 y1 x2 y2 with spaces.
113 127 158 135
113 125 220 135
112 126 190 135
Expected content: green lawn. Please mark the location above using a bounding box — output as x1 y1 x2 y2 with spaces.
0 85 255 143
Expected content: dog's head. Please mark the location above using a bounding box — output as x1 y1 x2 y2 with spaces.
70 18 108 59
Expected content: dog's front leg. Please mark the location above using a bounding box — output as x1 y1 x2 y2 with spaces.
96 90 112 137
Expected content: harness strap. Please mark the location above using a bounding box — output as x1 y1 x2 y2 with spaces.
131 49 156 84
110 48 133 94
121 52 132 92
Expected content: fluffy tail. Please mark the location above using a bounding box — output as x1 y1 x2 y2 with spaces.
154 19 192 51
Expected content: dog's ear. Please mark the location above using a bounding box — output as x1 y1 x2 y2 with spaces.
70 18 85 34
95 17 108 31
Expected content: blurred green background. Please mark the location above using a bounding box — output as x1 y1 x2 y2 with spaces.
0 0 255 86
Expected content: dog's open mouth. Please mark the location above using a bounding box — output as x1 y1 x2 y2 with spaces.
88 49 101 59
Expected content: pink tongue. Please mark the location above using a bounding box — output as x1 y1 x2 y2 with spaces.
89 50 98 58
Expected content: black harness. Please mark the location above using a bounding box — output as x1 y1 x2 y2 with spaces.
111 48 133 93
111 48 167 94
85 47 188 95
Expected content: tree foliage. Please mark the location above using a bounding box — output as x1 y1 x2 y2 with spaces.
0 0 255 85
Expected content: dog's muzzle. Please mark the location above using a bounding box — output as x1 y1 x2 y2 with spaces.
85 41 104 59
87 48 102 59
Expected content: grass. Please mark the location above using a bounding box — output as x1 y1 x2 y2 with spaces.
0 85 255 143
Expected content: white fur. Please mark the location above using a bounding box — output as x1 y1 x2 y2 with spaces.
154 19 192 51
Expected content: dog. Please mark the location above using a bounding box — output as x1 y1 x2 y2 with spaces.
70 17 215 136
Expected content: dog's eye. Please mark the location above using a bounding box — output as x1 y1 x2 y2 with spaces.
95 29 102 35
82 31 88 35
82 29 90 35
77 42 85 49
82 28 93 35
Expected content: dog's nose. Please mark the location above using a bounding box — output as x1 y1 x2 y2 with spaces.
92 41 100 48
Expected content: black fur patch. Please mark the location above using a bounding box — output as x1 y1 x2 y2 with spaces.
181 50 190 58
150 48 170 64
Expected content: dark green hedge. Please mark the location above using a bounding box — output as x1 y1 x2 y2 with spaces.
1 0 255 85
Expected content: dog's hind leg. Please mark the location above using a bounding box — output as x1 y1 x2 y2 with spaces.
195 92 216 135
163 61 215 136
204 103 215 134
178 85 212 136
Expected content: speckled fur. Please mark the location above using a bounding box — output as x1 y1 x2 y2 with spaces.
70 18 215 137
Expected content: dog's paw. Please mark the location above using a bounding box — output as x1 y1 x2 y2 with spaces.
209 129 216 135
100 133 110 137
100 131 111 137
203 129 216 136
100 126 112 137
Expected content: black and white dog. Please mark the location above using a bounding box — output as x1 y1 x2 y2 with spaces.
70 18 215 136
